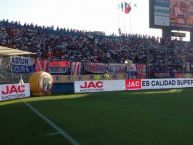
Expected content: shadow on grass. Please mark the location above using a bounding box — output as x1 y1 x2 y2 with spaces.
0 88 185 106
0 93 89 106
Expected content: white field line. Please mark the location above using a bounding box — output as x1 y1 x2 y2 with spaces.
46 132 62 136
24 102 80 145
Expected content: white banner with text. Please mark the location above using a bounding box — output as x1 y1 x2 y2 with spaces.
125 78 193 90
0 83 30 101
74 80 125 93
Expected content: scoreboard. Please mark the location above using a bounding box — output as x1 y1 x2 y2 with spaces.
150 0 193 30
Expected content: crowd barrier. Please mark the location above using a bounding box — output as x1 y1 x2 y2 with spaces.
73 78 193 93
74 80 125 93
2 78 193 101
52 83 74 94
52 74 127 83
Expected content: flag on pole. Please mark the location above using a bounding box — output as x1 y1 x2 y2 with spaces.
125 2 131 14
121 2 124 12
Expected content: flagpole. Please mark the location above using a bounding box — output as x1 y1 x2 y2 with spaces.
129 11 131 33
124 12 126 34
118 0 120 35
129 0 131 34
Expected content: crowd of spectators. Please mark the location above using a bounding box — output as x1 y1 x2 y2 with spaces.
1 19 193 73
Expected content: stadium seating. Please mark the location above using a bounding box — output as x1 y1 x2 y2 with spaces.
1 19 193 76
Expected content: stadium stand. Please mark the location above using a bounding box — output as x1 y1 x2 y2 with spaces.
1 19 193 81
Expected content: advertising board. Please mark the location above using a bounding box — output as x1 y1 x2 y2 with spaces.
74 80 125 93
125 78 193 90
0 83 30 101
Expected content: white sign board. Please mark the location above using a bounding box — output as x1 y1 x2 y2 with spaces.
125 78 193 90
0 83 30 101
74 80 125 93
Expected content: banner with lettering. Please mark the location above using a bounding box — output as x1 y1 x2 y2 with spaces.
0 83 30 101
9 56 34 73
35 60 70 74
84 63 108 74
48 61 71 74
125 78 193 90
108 64 126 74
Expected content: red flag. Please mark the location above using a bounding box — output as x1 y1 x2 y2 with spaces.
125 2 131 14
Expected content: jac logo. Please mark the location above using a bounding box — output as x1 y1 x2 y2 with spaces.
125 79 141 90
80 81 103 89
2 85 25 95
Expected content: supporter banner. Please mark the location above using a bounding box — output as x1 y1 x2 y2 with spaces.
35 59 49 72
74 80 125 93
0 83 30 101
84 63 108 74
10 65 34 73
48 61 71 74
9 56 34 66
9 56 34 73
71 62 81 75
125 78 193 90
35 60 71 74
48 61 70 67
108 64 126 74
136 64 146 79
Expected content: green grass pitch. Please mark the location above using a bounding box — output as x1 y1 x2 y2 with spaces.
1 88 193 145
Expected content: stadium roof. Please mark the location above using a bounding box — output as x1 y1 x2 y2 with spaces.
0 46 36 56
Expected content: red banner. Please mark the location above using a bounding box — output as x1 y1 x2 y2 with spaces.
35 60 71 74
48 61 71 74
48 61 70 67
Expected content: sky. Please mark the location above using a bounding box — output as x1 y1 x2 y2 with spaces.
0 0 163 37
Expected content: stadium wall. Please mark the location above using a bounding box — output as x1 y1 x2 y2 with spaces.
51 83 74 94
